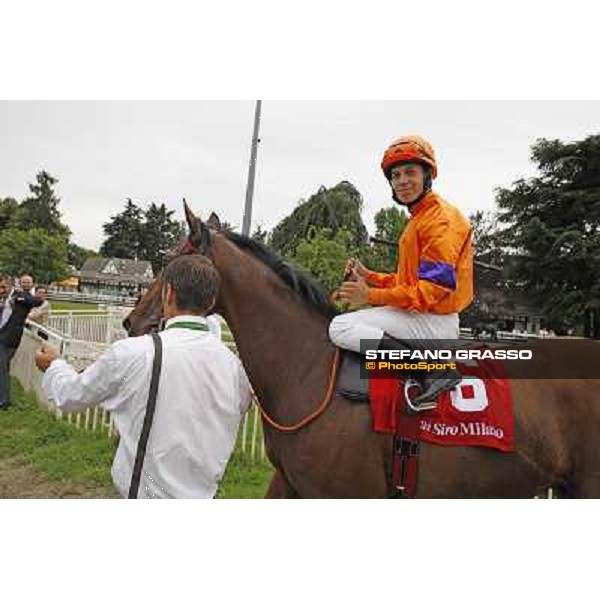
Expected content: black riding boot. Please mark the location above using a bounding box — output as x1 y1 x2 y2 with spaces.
377 334 462 411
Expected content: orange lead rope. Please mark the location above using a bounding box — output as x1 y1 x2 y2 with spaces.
251 348 341 433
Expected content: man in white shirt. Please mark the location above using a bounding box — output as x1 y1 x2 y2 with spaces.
206 313 223 339
35 255 253 498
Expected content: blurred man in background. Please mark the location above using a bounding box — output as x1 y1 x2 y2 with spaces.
0 274 42 410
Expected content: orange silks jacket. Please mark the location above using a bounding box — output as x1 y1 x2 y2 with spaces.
366 192 473 314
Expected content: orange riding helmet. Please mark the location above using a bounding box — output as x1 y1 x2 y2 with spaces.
381 135 438 179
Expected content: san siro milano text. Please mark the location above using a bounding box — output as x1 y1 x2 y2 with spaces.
421 421 505 440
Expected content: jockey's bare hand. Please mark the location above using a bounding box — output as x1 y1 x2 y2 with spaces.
35 344 60 373
337 279 369 307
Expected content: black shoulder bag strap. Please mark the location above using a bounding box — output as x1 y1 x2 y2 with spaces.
128 331 163 499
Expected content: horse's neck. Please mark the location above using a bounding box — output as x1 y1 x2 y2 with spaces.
217 260 334 424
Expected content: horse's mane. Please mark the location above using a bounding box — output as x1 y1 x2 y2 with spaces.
223 231 339 320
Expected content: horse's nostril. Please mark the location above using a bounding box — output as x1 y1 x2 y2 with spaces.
122 317 131 331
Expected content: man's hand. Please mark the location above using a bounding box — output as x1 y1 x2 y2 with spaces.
35 345 60 372
337 279 370 308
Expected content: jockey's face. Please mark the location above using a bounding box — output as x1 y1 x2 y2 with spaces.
390 163 425 204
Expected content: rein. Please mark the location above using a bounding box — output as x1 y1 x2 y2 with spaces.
251 348 341 433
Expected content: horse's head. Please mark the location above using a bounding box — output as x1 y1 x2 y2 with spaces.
123 200 222 337
169 200 222 258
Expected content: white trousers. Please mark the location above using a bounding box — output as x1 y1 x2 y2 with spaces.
328 306 459 353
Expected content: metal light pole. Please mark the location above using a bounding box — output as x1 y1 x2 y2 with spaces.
242 100 262 236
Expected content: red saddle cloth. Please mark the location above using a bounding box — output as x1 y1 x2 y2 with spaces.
369 356 514 452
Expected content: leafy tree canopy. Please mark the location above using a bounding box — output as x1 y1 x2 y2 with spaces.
0 197 19 230
270 181 369 257
469 210 507 268
139 202 186 273
67 243 98 270
363 206 409 273
0 227 69 283
14 171 71 238
495 134 600 332
292 227 355 294
100 198 144 260
100 199 185 273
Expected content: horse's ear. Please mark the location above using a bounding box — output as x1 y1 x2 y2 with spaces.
183 199 200 237
206 212 222 230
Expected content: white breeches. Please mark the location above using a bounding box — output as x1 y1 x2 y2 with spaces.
328 306 459 353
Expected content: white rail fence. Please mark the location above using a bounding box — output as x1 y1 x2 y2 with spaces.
48 289 137 307
11 315 267 462
47 311 128 344
11 322 118 437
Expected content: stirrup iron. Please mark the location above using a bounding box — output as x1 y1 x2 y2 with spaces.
403 379 438 413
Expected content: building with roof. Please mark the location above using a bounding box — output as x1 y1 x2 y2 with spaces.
461 260 543 334
79 257 154 297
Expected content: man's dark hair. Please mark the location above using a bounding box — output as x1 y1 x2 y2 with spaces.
162 255 220 313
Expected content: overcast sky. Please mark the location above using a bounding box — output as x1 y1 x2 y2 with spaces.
1 101 598 251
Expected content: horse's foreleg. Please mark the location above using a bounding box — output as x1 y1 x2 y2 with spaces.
265 470 300 498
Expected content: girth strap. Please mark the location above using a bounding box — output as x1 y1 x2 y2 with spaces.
390 390 421 499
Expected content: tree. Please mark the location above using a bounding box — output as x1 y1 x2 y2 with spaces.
469 210 507 267
251 224 269 245
495 134 600 335
67 242 98 270
100 199 187 273
139 202 186 273
0 227 69 282
100 199 145 260
15 171 70 238
0 197 19 230
292 228 354 294
270 181 369 257
363 206 409 272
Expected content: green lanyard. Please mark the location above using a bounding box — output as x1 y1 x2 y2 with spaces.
165 321 208 332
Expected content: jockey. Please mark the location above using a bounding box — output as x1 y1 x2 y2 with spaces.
330 135 474 409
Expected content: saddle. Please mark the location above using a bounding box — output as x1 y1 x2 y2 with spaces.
335 346 515 497
336 351 370 402
335 339 488 403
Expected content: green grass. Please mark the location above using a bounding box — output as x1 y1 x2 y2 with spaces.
0 379 118 492
49 301 100 311
2 378 273 498
217 451 274 499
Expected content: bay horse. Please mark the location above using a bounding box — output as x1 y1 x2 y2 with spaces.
124 202 600 498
